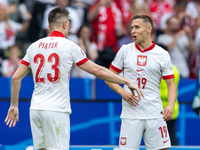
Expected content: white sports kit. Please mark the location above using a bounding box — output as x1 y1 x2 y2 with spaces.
111 42 174 150
21 31 88 150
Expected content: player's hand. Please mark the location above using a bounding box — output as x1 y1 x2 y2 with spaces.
162 104 174 121
121 90 140 107
127 82 144 100
5 106 19 128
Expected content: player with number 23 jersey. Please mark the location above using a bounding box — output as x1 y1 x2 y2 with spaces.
21 31 88 113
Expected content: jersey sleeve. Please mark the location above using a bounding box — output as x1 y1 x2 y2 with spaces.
70 44 89 66
110 45 125 73
161 52 174 79
21 44 32 67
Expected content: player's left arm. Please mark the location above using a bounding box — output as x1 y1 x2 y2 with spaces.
162 78 176 121
5 64 31 128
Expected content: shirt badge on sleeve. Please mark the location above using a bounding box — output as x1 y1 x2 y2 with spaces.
80 49 86 56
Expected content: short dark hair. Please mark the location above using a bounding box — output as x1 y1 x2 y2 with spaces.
48 7 69 27
131 15 153 29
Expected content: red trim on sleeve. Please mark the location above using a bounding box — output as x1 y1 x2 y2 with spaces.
163 74 174 79
110 64 122 73
76 58 89 66
21 60 30 66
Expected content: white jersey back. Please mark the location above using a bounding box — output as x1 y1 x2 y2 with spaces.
21 31 88 113
111 42 174 119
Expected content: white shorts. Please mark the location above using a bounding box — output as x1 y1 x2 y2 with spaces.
119 118 171 150
30 110 70 150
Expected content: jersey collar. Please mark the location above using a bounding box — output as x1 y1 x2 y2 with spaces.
135 41 155 53
49 31 65 37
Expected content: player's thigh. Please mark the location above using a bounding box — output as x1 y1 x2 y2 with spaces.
119 119 145 150
143 118 171 150
30 110 46 149
40 111 70 150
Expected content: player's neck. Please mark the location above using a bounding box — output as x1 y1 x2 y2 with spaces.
51 29 67 38
136 40 153 51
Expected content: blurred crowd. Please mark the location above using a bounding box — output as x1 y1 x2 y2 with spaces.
0 0 199 79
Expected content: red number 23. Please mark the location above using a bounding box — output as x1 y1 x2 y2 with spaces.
34 53 60 83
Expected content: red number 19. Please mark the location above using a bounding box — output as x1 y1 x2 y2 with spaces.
137 78 147 89
159 126 167 138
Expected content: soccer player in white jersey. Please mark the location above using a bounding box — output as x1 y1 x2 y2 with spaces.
105 15 176 150
4 7 143 150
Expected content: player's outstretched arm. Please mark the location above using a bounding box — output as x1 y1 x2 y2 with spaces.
105 68 140 106
5 64 30 128
79 60 143 100
162 78 176 121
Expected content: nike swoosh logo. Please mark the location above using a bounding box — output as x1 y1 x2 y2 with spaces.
163 139 169 143
137 69 144 72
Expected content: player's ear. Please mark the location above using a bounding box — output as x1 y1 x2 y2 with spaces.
62 20 67 29
66 19 70 29
147 25 152 34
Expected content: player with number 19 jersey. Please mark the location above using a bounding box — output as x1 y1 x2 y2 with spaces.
111 41 174 119
21 31 88 113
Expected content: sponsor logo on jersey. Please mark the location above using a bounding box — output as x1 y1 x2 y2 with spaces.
137 69 144 72
163 139 169 144
120 137 127 145
137 55 147 66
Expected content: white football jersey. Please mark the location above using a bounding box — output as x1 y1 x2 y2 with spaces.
21 31 88 113
111 42 174 119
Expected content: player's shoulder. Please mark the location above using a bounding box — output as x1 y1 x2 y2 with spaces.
64 39 79 48
25 38 44 52
154 44 169 55
28 38 43 48
27 37 54 48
